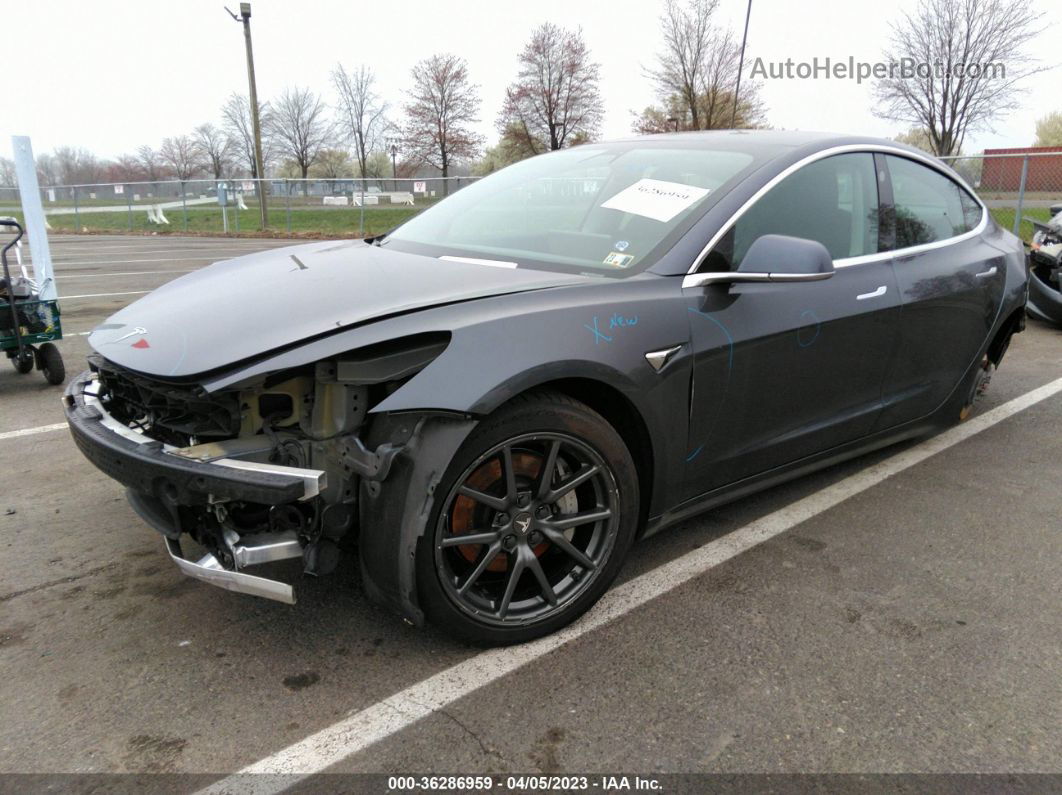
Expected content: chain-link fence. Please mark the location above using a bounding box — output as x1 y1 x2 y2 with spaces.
1 150 1060 242
939 150 1062 242
0 176 479 238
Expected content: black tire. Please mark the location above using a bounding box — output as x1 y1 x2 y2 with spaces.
416 390 639 646
38 342 65 385
11 350 33 374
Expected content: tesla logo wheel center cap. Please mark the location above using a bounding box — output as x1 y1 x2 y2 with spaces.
513 513 532 535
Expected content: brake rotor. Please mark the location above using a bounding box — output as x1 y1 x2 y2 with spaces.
449 449 576 571
960 356 994 421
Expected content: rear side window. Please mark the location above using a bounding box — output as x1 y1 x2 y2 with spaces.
958 189 984 230
704 153 881 271
885 155 976 248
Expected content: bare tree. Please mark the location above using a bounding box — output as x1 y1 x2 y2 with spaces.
404 54 483 188
497 23 603 156
194 123 234 179
222 93 273 178
649 0 717 130
696 27 762 129
269 86 333 193
0 156 15 186
53 146 103 185
637 0 765 133
34 153 61 187
104 154 145 184
136 146 167 182
332 64 391 178
873 0 1048 156
160 135 203 182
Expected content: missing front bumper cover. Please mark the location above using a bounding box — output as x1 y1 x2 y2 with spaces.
64 371 327 506
64 370 328 605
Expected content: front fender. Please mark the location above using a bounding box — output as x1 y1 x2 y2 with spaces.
370 277 693 521
370 278 688 417
358 412 478 625
377 348 644 417
355 279 692 621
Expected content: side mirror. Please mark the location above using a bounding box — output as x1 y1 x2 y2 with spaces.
683 234 835 288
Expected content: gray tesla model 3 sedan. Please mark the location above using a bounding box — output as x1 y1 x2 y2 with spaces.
65 131 1028 644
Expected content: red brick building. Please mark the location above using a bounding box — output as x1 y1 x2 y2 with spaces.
980 146 1062 192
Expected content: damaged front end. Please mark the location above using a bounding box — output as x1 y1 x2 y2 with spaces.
1027 210 1062 326
63 334 475 618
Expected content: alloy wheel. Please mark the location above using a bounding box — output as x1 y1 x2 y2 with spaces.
433 432 620 627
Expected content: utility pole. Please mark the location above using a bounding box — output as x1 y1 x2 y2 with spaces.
731 0 753 129
228 2 268 227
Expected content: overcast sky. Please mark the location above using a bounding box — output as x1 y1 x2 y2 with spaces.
2 0 1057 163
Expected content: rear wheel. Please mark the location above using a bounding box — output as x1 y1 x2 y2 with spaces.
11 350 33 374
958 354 994 421
38 343 65 385
416 391 639 645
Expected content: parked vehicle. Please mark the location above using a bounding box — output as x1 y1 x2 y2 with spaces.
64 131 1028 645
1027 207 1062 326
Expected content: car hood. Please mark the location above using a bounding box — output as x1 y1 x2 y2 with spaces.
88 240 589 378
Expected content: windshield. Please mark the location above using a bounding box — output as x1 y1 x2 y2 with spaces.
379 143 755 275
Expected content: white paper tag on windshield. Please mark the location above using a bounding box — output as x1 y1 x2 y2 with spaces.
600 179 710 223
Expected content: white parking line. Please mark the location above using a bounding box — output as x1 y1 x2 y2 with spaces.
48 257 232 266
56 270 194 279
50 247 285 257
0 423 68 441
49 241 292 250
46 244 294 254
197 375 1062 792
61 290 151 300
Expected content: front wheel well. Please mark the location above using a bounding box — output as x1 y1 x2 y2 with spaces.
515 378 654 532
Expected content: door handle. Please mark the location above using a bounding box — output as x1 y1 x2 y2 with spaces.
856 285 887 300
976 266 998 279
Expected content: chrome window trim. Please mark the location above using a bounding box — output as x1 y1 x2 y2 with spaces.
686 143 989 275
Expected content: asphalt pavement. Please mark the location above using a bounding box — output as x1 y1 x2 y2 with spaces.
0 234 1059 786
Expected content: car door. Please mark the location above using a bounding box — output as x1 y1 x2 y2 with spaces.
872 155 1007 429
682 152 901 499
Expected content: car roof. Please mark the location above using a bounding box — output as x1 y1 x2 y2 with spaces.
600 129 928 162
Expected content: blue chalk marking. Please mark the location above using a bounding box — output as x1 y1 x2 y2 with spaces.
797 309 821 348
687 307 734 371
584 315 613 344
685 306 736 465
608 313 638 330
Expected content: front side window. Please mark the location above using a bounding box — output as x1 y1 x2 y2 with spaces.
381 144 755 275
703 153 881 271
885 155 977 248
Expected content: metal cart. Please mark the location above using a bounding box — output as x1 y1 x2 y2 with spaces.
0 218 64 384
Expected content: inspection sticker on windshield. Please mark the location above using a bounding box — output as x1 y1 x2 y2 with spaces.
600 179 710 223
603 252 635 268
